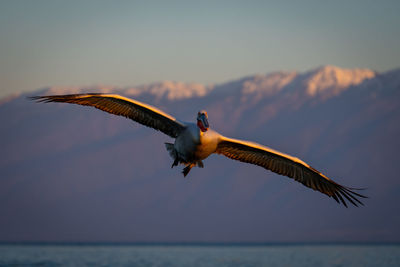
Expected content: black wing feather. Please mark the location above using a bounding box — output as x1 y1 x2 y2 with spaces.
30 93 186 138
216 138 367 207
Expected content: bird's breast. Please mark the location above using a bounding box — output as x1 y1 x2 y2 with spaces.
194 129 220 160
174 125 220 161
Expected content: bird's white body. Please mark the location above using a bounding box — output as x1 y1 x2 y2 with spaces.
174 123 221 163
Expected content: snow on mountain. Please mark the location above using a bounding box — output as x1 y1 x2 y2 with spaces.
301 65 376 97
132 81 212 100
241 71 297 95
34 65 376 103
41 81 212 102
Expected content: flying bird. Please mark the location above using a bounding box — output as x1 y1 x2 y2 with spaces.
30 93 366 207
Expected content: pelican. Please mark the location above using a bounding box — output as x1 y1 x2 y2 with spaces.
30 93 366 207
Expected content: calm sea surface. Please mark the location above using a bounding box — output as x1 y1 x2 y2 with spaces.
0 244 399 267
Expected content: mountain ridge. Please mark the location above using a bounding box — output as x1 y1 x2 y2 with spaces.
4 65 382 103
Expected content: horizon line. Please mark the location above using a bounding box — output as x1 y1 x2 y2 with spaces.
1 241 399 247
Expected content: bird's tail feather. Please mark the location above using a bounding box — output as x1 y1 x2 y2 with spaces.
164 143 175 159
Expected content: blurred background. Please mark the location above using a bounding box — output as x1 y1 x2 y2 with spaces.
1 0 400 244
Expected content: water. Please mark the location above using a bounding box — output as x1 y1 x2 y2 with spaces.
0 244 399 267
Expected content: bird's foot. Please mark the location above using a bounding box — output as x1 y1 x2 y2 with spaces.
171 158 179 168
197 161 204 168
182 164 194 177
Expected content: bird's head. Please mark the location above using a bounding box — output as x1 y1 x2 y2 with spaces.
197 110 209 132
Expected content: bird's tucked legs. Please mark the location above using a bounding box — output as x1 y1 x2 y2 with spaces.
171 157 179 168
166 143 181 168
182 163 195 177
197 161 204 168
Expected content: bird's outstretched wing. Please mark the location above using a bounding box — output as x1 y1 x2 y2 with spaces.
216 136 366 207
30 94 186 138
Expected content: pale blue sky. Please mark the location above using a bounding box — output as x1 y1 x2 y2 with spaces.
1 0 399 98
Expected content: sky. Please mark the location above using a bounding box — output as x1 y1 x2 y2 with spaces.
1 0 399 98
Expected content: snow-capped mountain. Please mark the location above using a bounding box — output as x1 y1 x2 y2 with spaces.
1 65 399 243
33 65 377 101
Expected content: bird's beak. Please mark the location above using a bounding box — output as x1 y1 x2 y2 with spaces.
198 114 209 132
